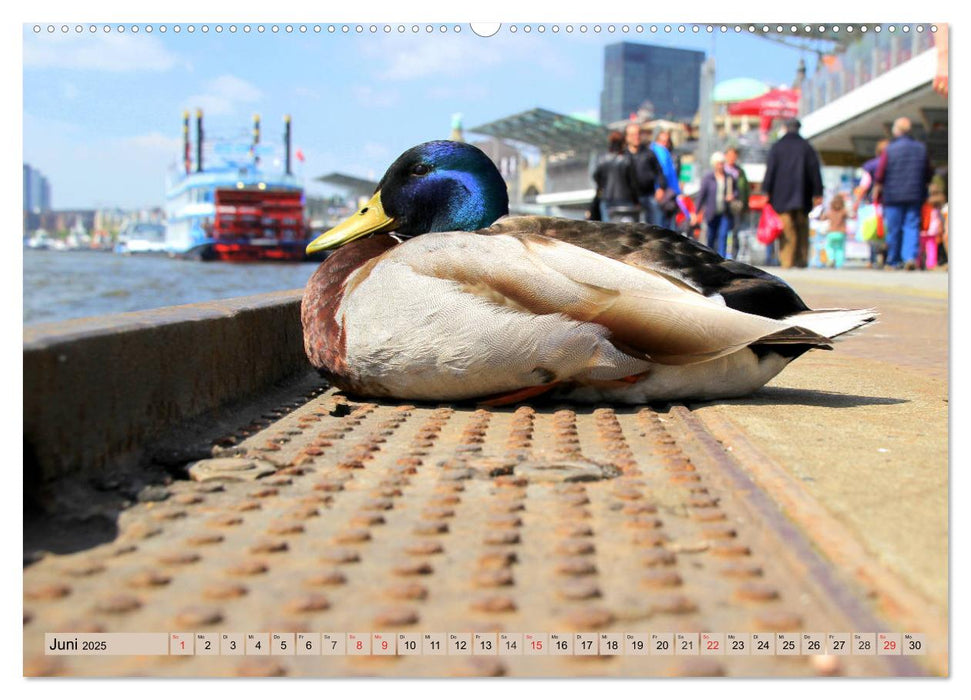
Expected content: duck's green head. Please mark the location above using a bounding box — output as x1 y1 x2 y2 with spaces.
306 140 509 253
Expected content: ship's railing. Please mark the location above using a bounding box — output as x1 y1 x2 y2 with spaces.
800 26 936 115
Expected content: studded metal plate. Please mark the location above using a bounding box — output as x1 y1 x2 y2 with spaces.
24 381 933 677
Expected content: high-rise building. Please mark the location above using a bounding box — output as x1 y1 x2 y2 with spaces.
23 163 52 214
600 42 706 125
39 176 51 212
23 164 32 212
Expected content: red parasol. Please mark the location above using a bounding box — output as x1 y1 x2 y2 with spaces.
727 87 800 136
727 88 800 119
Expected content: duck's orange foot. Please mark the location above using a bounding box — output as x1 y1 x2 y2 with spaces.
583 371 650 389
478 382 560 407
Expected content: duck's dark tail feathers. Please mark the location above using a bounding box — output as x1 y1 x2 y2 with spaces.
749 308 877 360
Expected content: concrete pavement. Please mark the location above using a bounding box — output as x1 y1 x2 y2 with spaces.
692 267 948 611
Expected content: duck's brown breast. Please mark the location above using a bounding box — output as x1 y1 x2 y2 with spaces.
301 235 400 381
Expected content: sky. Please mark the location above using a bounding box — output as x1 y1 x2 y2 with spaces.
22 24 810 209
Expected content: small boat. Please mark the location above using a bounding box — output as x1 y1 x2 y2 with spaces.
114 222 168 255
164 111 308 261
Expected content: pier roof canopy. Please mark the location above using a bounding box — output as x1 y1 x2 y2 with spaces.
470 108 610 155
315 172 379 196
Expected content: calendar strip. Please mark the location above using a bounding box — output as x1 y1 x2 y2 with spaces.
44 632 926 656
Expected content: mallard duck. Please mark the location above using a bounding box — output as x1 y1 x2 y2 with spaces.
301 141 874 404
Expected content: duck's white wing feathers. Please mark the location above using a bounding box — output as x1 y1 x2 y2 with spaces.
394 232 830 366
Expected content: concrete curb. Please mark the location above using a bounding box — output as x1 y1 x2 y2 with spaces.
24 290 308 485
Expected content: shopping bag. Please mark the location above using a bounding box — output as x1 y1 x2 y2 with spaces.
858 204 884 242
757 204 783 245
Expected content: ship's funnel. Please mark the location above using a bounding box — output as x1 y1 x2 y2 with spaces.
284 114 292 176
253 113 261 166
195 109 204 173
182 111 191 175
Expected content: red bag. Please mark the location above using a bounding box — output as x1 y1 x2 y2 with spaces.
757 204 783 245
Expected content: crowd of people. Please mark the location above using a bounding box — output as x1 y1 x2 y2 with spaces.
589 116 947 272
590 123 681 228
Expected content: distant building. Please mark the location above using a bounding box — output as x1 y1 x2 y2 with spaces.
23 163 52 214
600 43 706 124
39 176 51 212
23 164 31 212
38 210 96 235
469 137 523 202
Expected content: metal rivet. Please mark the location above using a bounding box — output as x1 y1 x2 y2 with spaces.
227 560 269 576
185 533 224 546
303 570 346 587
235 660 287 677
267 522 305 536
474 569 514 587
555 558 597 576
734 583 780 602
556 581 601 600
470 595 517 612
405 540 444 556
373 606 420 626
127 571 171 588
719 563 764 578
318 548 360 564
710 544 751 557
25 583 72 600
555 540 595 556
754 611 803 631
285 593 330 613
650 595 698 615
385 583 428 600
174 606 223 626
484 531 520 545
157 551 201 566
642 548 677 567
249 539 289 554
93 594 142 614
203 583 248 599
392 561 434 577
641 570 683 588
563 607 615 630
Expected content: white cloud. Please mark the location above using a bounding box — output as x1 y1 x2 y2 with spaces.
351 85 399 109
184 75 263 117
23 34 179 73
61 83 80 101
425 84 490 101
379 37 503 80
362 142 391 161
120 131 183 155
294 86 321 100
360 33 574 86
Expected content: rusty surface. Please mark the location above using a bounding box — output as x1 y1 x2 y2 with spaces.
24 384 939 677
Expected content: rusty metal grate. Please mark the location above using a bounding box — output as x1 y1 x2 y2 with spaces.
24 383 933 677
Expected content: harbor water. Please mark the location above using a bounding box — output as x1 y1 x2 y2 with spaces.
23 249 321 325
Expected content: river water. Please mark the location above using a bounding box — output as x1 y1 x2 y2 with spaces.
23 249 322 325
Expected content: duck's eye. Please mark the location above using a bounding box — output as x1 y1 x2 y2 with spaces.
411 163 431 176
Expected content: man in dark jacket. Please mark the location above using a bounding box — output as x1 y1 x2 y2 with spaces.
875 117 934 270
593 131 640 222
626 123 667 226
762 119 824 268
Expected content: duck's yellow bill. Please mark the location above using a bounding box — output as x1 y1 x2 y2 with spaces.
305 191 397 254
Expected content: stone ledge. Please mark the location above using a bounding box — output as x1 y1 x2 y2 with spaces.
24 290 309 484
